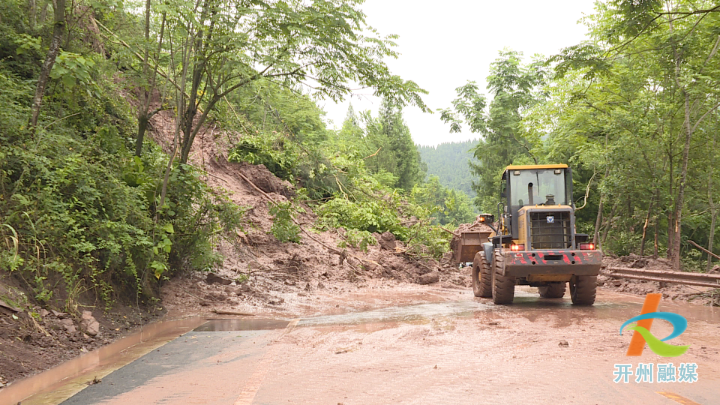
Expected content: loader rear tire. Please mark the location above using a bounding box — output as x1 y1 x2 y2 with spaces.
570 275 597 306
472 252 493 298
492 251 515 305
538 283 566 299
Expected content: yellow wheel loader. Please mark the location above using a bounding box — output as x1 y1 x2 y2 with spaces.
453 164 602 305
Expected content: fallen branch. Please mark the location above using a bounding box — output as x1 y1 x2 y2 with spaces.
687 240 720 261
363 147 381 159
440 226 456 235
30 314 51 337
234 170 379 269
212 309 255 316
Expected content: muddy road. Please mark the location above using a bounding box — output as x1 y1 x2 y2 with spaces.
4 286 719 405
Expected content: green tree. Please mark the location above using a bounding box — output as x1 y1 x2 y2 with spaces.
151 0 427 165
417 139 479 197
440 50 547 211
363 99 424 190
525 0 720 268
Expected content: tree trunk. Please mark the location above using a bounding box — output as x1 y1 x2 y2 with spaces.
29 0 37 30
708 134 718 271
135 0 152 157
136 114 149 156
29 0 65 133
593 195 604 245
601 201 619 249
670 91 693 270
708 208 718 271
135 2 166 157
654 188 660 257
640 198 654 256
667 152 675 259
653 215 659 258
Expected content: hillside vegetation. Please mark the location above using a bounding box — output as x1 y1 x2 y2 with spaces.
2 0 719 315
0 0 473 310
417 140 479 199
440 1 720 271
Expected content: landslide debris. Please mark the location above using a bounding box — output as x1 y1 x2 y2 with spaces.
599 254 719 305
449 218 494 263
147 110 469 318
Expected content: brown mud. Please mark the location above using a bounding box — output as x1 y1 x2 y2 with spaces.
0 281 164 389
0 105 467 389
599 254 720 306
145 107 470 321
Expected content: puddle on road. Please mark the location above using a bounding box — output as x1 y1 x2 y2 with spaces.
194 318 289 331
1 317 206 405
298 300 493 327
298 288 719 331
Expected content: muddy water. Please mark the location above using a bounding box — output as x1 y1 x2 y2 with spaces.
299 288 719 330
6 287 720 405
195 318 289 331
0 317 206 405
298 300 493 327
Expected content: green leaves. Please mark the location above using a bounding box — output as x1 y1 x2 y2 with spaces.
14 34 41 55
269 201 301 243
49 51 96 89
442 50 545 211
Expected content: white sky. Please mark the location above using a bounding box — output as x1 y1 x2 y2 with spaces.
319 0 599 146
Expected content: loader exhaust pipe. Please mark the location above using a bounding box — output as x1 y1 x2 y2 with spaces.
528 183 534 206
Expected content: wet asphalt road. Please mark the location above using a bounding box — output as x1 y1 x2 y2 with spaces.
14 287 720 405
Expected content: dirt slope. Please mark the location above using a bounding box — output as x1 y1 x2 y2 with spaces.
144 110 468 318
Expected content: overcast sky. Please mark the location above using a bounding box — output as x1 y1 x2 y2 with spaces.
319 0 599 146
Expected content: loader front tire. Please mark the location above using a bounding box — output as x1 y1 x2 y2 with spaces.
570 275 597 306
472 252 493 298
492 251 515 305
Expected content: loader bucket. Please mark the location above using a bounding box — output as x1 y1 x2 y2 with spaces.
452 231 491 264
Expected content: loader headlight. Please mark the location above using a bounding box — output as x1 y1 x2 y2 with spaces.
579 243 595 250
510 244 524 252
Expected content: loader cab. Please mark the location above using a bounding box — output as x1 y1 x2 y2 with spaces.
502 164 573 243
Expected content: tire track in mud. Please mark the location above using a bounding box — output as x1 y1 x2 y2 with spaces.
233 319 299 405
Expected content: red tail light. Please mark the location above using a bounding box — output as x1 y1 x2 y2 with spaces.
510 244 525 252
579 243 595 250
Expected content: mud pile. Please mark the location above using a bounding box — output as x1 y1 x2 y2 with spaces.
449 217 494 264
599 254 718 305
146 110 468 318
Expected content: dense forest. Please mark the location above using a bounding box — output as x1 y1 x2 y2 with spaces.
1 0 719 311
440 0 720 271
417 140 479 199
0 0 475 307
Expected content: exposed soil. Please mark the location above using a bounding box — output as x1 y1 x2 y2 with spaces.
145 108 470 319
0 278 164 387
599 253 720 306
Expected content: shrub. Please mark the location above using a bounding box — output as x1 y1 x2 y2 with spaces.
269 201 301 243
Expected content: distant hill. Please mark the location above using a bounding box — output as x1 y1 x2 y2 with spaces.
417 139 479 198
